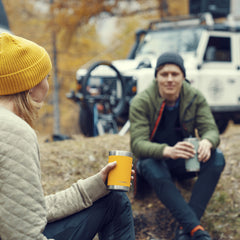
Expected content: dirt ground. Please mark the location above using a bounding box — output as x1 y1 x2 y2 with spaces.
39 121 240 240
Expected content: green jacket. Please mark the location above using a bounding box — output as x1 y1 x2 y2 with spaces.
129 80 220 160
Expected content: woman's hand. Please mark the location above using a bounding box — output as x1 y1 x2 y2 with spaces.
99 161 135 184
100 161 117 183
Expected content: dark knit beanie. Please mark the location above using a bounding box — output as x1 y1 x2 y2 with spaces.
155 52 186 77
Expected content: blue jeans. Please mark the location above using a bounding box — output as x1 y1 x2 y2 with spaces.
137 149 225 233
43 192 135 240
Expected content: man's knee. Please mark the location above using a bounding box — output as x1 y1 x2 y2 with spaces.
203 148 225 175
138 158 170 178
213 148 225 171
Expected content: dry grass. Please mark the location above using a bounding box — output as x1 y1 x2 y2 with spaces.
39 122 240 240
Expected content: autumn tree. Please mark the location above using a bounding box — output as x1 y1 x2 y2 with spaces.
3 0 189 135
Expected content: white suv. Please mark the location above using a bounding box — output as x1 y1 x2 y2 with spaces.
68 13 240 136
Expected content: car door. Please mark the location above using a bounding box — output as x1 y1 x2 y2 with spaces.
195 31 240 111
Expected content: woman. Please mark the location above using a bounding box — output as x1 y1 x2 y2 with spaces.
0 33 135 240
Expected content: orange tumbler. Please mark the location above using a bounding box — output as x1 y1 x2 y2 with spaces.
107 150 133 192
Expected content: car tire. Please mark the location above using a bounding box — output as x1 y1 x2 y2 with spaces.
215 118 229 134
82 61 126 118
79 104 94 137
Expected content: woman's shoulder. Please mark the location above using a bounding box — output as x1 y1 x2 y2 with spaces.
0 107 37 143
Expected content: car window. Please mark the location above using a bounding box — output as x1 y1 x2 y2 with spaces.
135 27 203 58
203 36 231 62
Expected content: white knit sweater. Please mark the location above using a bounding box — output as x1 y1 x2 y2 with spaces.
0 107 109 240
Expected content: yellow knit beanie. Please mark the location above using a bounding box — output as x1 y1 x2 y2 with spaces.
0 33 52 95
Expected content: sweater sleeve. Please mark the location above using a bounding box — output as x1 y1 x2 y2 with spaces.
45 173 109 222
194 90 220 149
0 111 51 240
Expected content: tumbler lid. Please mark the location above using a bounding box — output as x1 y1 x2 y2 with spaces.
109 150 133 157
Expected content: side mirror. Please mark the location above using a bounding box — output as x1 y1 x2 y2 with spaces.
137 58 152 69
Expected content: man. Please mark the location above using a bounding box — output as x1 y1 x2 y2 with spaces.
129 52 225 240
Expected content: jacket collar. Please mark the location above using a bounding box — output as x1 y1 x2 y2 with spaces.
150 79 194 107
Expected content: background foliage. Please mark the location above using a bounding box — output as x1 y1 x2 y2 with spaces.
2 1 240 239
3 0 188 136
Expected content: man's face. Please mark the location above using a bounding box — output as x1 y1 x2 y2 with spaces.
156 64 184 104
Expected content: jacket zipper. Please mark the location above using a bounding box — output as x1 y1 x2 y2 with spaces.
150 101 166 141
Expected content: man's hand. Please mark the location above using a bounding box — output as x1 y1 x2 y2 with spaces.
163 141 195 160
197 139 212 162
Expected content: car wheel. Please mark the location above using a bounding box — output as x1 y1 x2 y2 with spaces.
82 61 126 118
79 104 94 137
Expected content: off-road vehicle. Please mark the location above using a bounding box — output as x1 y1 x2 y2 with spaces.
67 12 240 136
